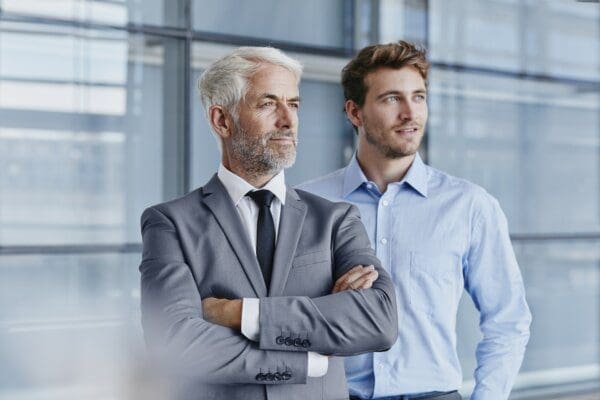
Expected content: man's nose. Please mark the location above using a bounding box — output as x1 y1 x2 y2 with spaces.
275 104 295 130
398 101 415 121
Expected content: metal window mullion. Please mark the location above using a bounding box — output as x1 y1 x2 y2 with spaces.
183 0 192 193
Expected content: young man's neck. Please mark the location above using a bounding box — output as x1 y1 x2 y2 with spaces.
356 145 416 194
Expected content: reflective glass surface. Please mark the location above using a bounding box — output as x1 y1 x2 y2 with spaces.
429 0 600 80
0 23 175 245
0 0 179 27
0 252 142 398
192 0 349 49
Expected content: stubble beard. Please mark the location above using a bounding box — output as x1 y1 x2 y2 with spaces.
230 124 297 179
364 123 423 160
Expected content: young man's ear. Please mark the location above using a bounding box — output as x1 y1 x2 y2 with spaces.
345 100 363 129
208 105 234 139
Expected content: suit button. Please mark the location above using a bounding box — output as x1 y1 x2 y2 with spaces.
293 338 302 347
255 373 265 381
266 373 274 381
273 372 282 381
276 336 285 345
282 371 292 380
284 337 294 346
301 339 311 348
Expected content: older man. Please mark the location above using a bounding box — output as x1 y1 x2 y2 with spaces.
139 47 398 400
299 41 531 400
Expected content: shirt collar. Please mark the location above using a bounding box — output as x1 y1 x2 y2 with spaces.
342 154 371 198
217 164 287 206
342 152 429 198
403 152 428 198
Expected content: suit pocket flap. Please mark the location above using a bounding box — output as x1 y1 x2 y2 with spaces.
292 250 330 268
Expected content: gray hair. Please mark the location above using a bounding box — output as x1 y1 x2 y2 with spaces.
197 47 303 137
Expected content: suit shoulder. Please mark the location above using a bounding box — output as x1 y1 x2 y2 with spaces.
294 188 355 215
142 188 203 220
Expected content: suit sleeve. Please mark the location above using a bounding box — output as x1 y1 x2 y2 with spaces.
140 207 308 384
258 204 398 356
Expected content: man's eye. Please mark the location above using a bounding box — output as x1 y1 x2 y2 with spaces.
415 94 426 102
289 102 300 109
260 102 275 108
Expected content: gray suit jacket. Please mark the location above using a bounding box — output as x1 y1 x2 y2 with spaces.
139 174 398 400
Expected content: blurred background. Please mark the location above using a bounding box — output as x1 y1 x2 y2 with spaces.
0 0 598 399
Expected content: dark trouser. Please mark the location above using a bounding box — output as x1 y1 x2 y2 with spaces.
350 390 461 400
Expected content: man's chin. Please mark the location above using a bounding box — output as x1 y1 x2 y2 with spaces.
381 146 419 159
261 153 296 173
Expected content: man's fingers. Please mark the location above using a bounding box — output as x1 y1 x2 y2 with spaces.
333 266 377 293
353 270 379 289
343 265 375 285
333 265 363 292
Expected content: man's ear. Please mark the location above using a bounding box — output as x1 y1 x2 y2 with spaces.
345 100 363 129
208 105 234 139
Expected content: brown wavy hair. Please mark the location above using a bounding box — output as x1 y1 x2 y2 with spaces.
341 40 429 107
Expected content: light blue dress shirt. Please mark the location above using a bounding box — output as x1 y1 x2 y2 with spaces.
297 153 531 399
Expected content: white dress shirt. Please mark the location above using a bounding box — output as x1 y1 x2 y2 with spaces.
216 164 328 377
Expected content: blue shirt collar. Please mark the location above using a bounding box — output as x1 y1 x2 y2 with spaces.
342 152 429 198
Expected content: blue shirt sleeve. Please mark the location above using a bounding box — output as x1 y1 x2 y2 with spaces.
465 195 532 399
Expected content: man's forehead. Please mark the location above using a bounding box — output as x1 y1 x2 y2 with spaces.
247 65 300 98
365 66 426 90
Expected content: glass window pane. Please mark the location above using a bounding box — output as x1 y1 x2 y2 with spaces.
429 0 600 80
378 0 427 45
0 22 179 245
515 240 600 374
0 0 182 27
428 68 600 235
192 0 350 49
0 252 142 397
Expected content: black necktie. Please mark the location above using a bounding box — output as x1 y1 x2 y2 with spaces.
247 190 276 288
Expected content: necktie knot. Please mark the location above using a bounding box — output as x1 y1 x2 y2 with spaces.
247 190 275 208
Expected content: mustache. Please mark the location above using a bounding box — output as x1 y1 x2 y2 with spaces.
267 130 299 144
393 123 421 130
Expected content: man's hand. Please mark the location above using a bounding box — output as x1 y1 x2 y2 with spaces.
202 298 242 330
332 265 379 293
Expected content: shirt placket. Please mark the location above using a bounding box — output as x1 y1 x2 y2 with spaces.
372 187 394 397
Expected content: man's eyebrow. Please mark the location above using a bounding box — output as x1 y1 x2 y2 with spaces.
257 93 301 102
375 89 427 100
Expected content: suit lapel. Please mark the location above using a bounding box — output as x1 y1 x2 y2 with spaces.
269 187 307 296
202 174 268 297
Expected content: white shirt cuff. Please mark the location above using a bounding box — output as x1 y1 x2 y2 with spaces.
241 298 260 342
307 352 328 377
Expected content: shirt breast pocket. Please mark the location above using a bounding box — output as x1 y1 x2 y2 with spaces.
409 251 462 316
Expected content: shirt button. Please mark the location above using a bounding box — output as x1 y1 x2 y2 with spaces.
380 238 388 245
382 200 389 206
366 184 373 189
